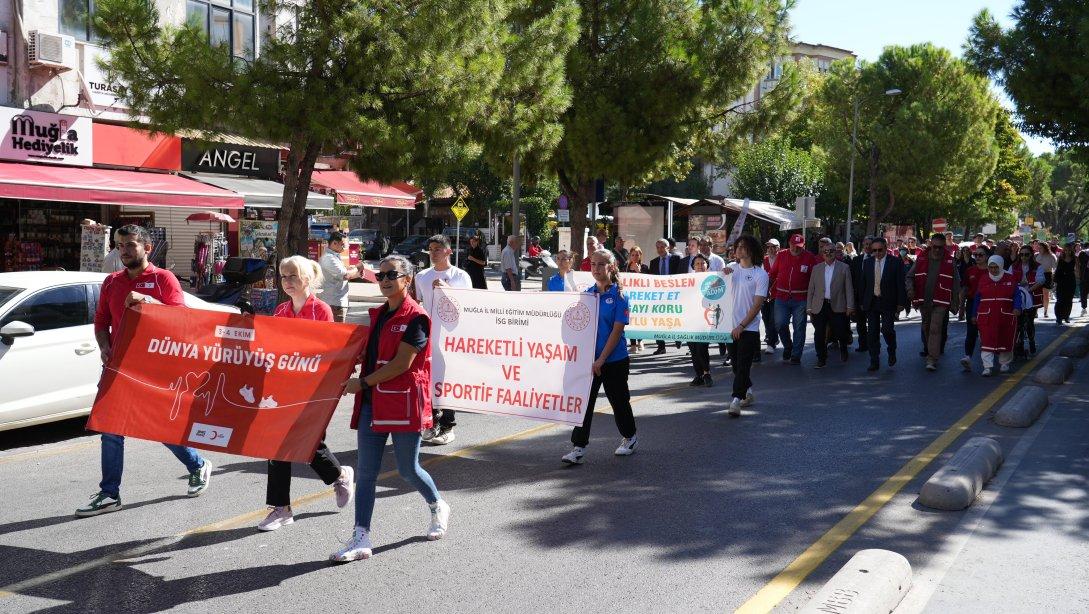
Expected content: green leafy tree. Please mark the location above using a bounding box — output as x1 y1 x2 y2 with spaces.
550 0 795 245
960 109 1032 237
1034 151 1089 237
728 137 823 208
811 44 1000 235
966 1 1089 152
93 0 577 269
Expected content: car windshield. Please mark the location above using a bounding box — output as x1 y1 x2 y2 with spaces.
0 287 21 311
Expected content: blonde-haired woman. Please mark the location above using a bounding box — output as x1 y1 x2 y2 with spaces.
258 256 355 531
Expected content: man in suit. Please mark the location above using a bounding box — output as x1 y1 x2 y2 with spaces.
649 238 683 355
807 242 855 367
850 236 874 352
860 237 908 371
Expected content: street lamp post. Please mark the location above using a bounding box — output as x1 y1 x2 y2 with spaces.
845 87 901 243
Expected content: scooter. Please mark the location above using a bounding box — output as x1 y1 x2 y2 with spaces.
194 257 269 313
520 250 556 278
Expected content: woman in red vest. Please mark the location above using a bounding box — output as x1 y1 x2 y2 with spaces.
1010 246 1045 357
332 255 448 563
259 256 355 532
972 255 1023 377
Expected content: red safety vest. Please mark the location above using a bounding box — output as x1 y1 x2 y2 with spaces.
912 255 955 307
350 296 433 433
976 273 1018 353
1009 265 1044 309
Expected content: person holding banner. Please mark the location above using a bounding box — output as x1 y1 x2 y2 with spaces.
721 235 768 417
259 256 356 531
77 225 212 518
332 255 448 562
562 249 638 464
687 254 713 387
547 250 580 291
414 234 472 445
649 239 683 355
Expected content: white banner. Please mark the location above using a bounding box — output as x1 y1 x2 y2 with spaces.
431 288 598 425
0 108 92 166
566 271 735 342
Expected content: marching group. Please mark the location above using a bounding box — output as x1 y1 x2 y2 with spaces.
73 221 1086 565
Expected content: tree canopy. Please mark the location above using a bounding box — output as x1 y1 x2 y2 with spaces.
966 1 1089 152
1032 151 1089 238
728 137 823 208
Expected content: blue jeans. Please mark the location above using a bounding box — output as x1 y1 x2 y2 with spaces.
774 298 808 359
99 434 205 499
355 404 441 530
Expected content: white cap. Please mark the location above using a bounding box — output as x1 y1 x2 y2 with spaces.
765 238 780 247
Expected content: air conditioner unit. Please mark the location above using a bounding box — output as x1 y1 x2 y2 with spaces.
28 31 77 72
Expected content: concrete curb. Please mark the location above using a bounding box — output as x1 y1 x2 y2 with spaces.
1033 356 1074 385
1058 336 1089 358
799 549 912 614
994 386 1050 428
917 437 1004 511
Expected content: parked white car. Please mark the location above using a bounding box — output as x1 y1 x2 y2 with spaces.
0 271 238 432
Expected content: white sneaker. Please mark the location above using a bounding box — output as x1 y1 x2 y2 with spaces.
428 500 451 540
258 506 294 531
999 363 1011 373
330 526 373 562
187 460 212 497
741 390 755 407
334 466 355 509
614 436 638 456
561 446 585 465
429 427 456 446
981 367 993 377
728 398 742 417
960 355 971 371
764 346 775 355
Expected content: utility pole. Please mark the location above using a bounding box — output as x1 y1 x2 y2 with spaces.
512 155 521 255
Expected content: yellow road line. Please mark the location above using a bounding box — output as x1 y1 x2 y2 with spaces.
0 383 687 598
735 324 1080 614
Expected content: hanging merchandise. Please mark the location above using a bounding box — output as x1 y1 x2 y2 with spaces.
80 225 111 272
146 227 169 269
191 232 228 290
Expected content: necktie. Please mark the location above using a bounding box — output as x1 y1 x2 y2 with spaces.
874 258 883 297
660 258 667 275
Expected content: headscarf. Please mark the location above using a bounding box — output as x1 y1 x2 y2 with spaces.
987 255 1005 282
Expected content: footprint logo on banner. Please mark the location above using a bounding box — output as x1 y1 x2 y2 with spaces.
563 302 592 332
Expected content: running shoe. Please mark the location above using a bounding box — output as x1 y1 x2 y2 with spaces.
330 527 373 562
187 460 212 497
428 500 451 540
75 492 121 518
614 436 638 456
258 506 294 531
334 466 355 509
561 447 585 465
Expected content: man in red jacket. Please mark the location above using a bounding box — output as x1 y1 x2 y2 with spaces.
769 234 820 364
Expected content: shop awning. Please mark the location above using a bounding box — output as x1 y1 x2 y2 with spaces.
183 173 334 210
309 171 420 209
673 197 803 231
0 162 243 209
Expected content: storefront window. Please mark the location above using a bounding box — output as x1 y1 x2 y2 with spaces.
59 0 98 42
186 0 256 61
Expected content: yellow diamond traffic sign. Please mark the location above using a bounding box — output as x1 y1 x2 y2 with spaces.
451 196 469 222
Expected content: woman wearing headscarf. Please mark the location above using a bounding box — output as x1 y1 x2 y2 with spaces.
972 255 1023 377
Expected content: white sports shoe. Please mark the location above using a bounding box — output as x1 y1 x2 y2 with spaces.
428 500 451 540
614 436 638 456
999 363 1011 373
330 527 373 562
960 355 971 371
728 398 742 417
561 447 585 465
334 466 355 509
982 367 993 377
764 346 775 355
741 390 755 407
257 506 294 531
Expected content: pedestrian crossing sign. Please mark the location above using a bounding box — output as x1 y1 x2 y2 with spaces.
451 196 469 222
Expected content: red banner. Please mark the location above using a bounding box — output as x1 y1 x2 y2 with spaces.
87 304 366 462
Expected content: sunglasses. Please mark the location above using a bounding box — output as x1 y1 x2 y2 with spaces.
822 249 835 254
375 271 406 282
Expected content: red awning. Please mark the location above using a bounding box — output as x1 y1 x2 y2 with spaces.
0 161 243 209
309 171 420 209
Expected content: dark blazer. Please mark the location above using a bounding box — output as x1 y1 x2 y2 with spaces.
850 254 867 307
860 256 908 312
649 254 683 276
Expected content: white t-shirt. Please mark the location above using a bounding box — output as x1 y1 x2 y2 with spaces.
318 251 350 307
500 246 518 274
727 262 768 333
415 265 472 313
824 262 835 297
704 252 726 272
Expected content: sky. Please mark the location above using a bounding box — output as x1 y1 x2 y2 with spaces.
789 0 1055 155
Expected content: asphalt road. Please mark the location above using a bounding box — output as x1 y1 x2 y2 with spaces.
0 307 1084 613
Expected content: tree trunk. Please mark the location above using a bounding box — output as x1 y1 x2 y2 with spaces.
559 171 596 258
275 137 321 302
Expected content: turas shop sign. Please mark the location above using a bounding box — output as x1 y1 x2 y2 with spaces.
181 140 281 179
0 107 93 166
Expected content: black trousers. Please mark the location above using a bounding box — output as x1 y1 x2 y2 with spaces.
1016 308 1037 352
266 439 342 506
1057 286 1075 321
761 298 777 347
431 408 457 429
726 330 759 400
854 308 869 350
1080 276 1088 310
571 358 636 447
867 309 897 364
688 342 710 375
964 316 978 356
811 302 849 360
